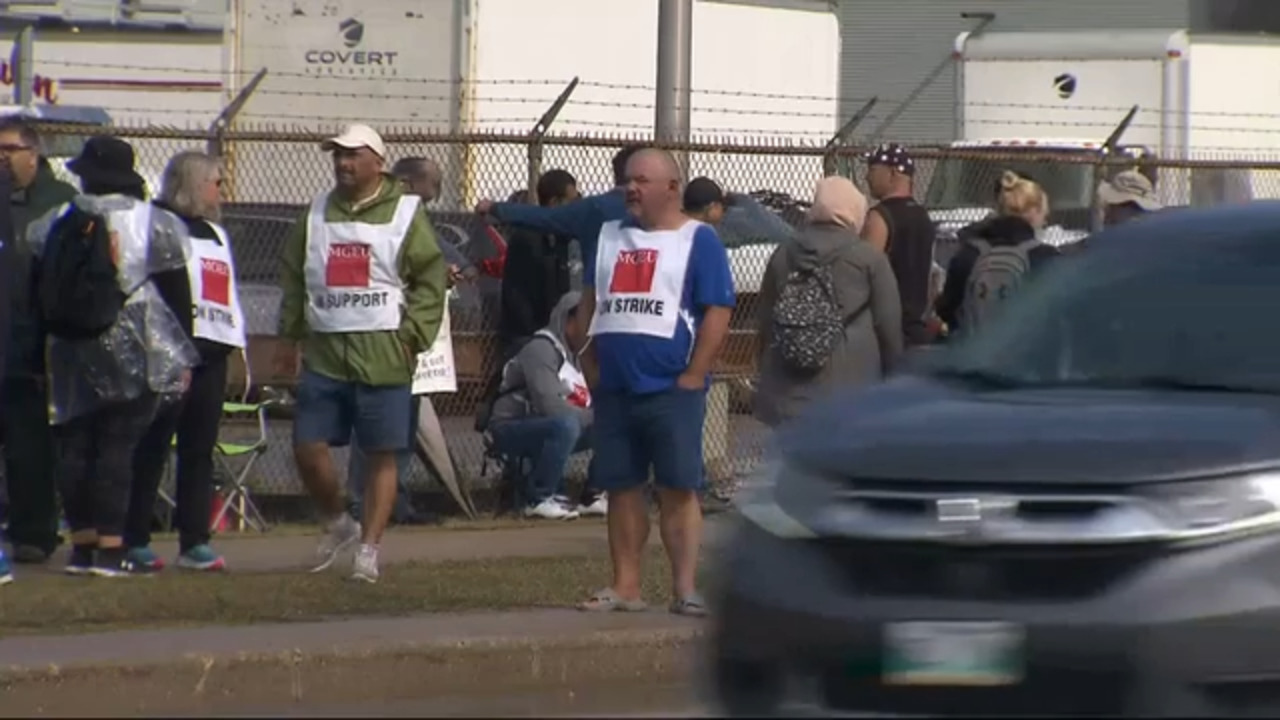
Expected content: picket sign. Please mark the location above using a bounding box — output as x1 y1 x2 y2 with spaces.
411 308 457 395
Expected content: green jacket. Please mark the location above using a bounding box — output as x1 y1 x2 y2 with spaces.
278 176 447 386
7 160 77 378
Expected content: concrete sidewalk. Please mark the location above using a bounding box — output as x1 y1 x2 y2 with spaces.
0 609 708 716
27 514 735 574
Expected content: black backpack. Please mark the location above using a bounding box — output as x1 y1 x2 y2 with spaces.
38 204 126 340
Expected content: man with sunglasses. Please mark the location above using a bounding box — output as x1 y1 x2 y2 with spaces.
0 117 76 566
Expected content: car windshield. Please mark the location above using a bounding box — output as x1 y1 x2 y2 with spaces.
923 235 1280 395
717 193 800 249
924 150 1096 211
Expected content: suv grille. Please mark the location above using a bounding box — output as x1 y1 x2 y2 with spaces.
822 539 1157 601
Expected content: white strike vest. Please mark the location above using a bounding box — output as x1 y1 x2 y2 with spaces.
589 219 697 340
186 223 247 348
533 329 591 408
304 192 419 333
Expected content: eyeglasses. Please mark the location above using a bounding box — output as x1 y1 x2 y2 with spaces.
0 143 33 155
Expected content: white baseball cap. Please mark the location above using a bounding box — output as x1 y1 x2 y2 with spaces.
320 124 386 159
1098 170 1162 211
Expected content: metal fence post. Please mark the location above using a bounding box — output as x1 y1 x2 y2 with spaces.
9 25 34 105
205 68 267 201
866 11 994 145
822 97 878 177
526 78 579 199
1090 104 1139 233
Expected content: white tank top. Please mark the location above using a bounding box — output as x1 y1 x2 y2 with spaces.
186 222 247 348
303 192 419 333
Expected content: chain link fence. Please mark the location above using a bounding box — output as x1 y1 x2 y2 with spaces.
31 123 1280 503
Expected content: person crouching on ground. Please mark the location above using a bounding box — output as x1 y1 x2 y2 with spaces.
577 148 736 617
488 291 600 519
124 151 246 572
27 136 199 577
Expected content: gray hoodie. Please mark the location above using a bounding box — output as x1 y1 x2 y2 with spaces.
490 291 592 429
753 223 904 427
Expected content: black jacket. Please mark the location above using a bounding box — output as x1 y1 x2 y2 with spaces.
152 200 230 365
0 167 13 387
498 227 571 348
7 161 77 378
936 215 1060 334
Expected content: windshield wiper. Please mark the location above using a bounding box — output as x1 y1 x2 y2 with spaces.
928 368 1027 389
1088 375 1273 395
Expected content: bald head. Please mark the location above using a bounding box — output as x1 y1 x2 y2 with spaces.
392 156 443 201
629 148 681 183
624 148 685 228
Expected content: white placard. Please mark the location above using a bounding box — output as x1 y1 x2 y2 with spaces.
411 309 457 395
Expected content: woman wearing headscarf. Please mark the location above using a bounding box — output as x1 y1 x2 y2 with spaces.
753 176 904 427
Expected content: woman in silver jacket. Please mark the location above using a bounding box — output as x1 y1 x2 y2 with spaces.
25 136 199 578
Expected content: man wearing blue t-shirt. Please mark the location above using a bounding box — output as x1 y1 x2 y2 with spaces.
476 145 644 274
576 148 735 617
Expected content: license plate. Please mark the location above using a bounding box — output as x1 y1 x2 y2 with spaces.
882 621 1024 686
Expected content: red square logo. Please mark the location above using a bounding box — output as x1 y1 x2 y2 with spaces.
567 384 590 408
608 249 658 294
326 243 372 287
200 258 231 305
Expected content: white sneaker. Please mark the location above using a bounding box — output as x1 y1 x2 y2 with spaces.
350 544 379 584
578 494 608 517
309 515 361 573
524 498 580 520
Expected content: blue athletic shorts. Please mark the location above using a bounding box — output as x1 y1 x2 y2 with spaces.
293 368 412 452
591 387 706 492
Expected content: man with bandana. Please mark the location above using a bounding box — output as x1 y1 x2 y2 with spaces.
861 143 937 348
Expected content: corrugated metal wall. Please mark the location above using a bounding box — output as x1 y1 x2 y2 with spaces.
838 0 1191 144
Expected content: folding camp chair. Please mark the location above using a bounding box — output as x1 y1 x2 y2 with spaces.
210 398 277 533
480 431 532 517
152 349 276 533
211 346 279 533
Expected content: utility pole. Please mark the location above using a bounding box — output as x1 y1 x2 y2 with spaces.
654 0 693 171
11 26 34 105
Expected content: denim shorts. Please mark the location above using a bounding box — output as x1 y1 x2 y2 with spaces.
591 387 706 492
293 368 412 452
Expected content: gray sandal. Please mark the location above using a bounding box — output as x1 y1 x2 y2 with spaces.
669 593 709 617
578 587 648 612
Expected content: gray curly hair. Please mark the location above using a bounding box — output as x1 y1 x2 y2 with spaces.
159 151 223 221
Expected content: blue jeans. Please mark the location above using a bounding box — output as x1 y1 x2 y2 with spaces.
348 396 419 523
488 414 591 506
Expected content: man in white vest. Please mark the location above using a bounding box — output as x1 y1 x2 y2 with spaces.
276 124 447 583
577 148 736 616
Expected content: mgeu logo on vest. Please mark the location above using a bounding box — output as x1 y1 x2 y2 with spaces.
610 249 659 294
567 383 590 408
326 242 373 286
200 257 231 305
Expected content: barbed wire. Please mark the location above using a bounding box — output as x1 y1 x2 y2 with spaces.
74 104 1280 141
32 121 1280 161
30 57 1280 122
32 58 847 101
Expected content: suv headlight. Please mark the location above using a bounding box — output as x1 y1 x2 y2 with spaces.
1138 473 1280 538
